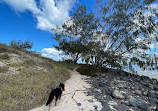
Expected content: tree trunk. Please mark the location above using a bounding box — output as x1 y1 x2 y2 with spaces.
73 53 79 64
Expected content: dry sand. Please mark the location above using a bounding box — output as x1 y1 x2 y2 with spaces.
29 70 102 111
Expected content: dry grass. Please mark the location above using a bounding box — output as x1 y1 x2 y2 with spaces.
0 53 10 60
0 66 9 73
0 43 19 54
0 67 70 111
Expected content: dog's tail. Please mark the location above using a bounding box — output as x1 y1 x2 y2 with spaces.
46 95 54 106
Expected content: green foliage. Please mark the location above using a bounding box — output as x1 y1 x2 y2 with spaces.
53 5 99 63
52 1 158 72
10 40 33 49
93 0 158 71
76 64 98 77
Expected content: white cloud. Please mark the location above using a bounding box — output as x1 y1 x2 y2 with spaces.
41 48 63 61
36 0 76 31
41 48 85 63
1 0 76 32
1 0 40 14
41 48 71 61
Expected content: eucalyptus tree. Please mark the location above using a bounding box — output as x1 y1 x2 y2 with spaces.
94 0 158 72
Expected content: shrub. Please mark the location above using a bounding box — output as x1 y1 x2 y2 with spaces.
10 40 33 49
76 64 97 77
63 59 73 63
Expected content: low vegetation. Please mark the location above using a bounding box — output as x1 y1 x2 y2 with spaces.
0 53 10 60
10 40 33 49
0 66 9 73
77 65 99 77
0 43 76 111
76 64 113 77
57 61 76 70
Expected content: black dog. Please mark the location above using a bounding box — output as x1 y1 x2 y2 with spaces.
46 83 65 110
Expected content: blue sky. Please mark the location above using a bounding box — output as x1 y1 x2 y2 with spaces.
0 0 96 52
0 1 53 51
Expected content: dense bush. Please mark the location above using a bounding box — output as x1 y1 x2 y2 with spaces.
76 65 98 77
76 64 111 77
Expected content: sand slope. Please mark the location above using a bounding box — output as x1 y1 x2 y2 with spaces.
29 70 102 111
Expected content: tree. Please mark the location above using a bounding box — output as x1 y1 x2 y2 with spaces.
93 0 158 72
52 5 99 63
10 40 33 49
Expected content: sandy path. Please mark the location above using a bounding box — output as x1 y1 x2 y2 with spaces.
29 70 102 111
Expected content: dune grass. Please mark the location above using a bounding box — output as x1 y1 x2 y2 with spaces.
0 62 72 111
0 43 76 111
0 61 74 111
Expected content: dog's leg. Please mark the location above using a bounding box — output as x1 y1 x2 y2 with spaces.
48 101 52 111
59 95 61 100
55 96 58 106
55 98 57 106
48 104 51 111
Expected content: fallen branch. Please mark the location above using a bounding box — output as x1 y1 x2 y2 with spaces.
72 91 80 111
62 89 85 96
62 89 86 111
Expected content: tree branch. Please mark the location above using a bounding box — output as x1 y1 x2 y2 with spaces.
121 46 136 55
